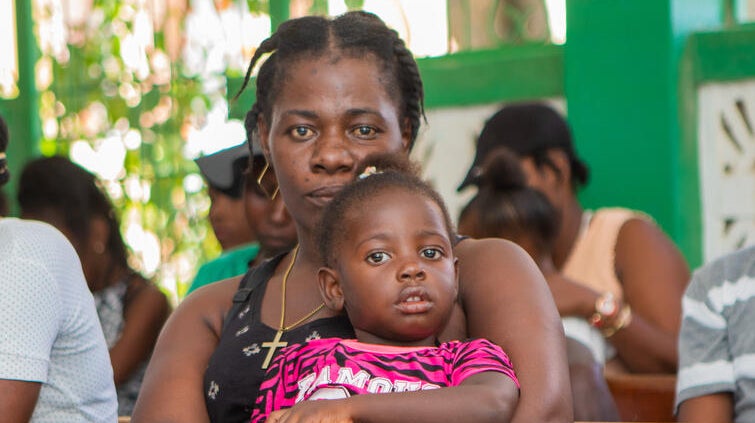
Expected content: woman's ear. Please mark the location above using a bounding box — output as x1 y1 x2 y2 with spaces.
257 115 272 162
545 149 572 188
452 257 459 301
318 267 345 312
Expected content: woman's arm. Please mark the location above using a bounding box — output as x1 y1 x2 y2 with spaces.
131 277 239 423
110 280 171 385
610 218 690 373
267 372 519 423
451 238 573 423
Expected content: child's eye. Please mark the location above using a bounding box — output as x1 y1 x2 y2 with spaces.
420 248 442 260
366 251 389 264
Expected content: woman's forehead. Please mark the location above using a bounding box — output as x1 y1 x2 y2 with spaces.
274 55 399 110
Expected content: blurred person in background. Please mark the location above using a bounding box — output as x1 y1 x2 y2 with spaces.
0 115 118 421
17 155 171 416
675 245 755 423
186 139 297 295
459 147 620 421
458 102 690 375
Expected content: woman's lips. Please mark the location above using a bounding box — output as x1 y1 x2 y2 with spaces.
306 185 345 207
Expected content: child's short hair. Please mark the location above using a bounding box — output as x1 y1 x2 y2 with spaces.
317 153 455 267
459 148 559 256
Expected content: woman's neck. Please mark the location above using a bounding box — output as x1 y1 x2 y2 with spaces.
552 198 584 270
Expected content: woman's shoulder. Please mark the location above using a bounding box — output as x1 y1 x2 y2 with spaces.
455 236 534 266
453 236 547 296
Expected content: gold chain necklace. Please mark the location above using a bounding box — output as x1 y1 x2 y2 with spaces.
261 245 325 369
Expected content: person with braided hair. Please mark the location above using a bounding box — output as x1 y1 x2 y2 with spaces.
133 11 571 423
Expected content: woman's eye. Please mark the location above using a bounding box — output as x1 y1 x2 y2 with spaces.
366 252 389 264
351 125 377 138
421 248 442 260
291 126 314 139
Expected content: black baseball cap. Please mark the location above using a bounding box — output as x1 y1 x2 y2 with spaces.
457 103 574 191
195 140 263 198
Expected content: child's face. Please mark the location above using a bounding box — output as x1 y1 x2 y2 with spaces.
322 188 458 346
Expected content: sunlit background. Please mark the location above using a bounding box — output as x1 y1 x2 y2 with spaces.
2 0 752 302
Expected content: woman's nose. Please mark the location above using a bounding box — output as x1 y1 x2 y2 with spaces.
310 131 355 174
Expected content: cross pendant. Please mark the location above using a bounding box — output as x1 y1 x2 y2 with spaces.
261 330 288 369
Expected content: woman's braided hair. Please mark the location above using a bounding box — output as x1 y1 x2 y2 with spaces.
236 11 425 156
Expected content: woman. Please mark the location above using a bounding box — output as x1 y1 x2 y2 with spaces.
458 103 690 374
133 11 571 423
17 156 171 416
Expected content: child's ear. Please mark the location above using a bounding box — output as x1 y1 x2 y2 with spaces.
318 267 345 312
452 257 459 301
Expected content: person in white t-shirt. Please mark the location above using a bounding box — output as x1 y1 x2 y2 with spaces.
0 114 118 422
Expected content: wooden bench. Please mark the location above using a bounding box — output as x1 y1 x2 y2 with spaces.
605 372 677 422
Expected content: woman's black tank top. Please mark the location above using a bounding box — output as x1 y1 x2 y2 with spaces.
203 254 354 422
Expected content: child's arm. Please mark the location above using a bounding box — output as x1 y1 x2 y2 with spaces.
266 371 519 423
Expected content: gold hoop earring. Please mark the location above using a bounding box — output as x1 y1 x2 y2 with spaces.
257 161 279 200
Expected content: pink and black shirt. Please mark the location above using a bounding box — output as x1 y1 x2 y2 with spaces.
251 337 518 422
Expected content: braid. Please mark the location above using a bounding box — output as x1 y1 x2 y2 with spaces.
234 33 280 102
392 36 425 142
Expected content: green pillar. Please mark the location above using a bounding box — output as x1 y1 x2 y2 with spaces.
0 0 41 215
564 0 723 267
269 0 291 31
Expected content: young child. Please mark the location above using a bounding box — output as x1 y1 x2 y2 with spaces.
251 154 519 423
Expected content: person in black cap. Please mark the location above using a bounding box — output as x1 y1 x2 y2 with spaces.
195 143 258 252
458 102 690 376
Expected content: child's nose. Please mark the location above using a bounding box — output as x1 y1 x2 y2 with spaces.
399 260 426 282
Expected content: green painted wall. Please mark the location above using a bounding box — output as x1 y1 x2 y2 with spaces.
679 23 755 266
564 0 723 267
228 44 564 119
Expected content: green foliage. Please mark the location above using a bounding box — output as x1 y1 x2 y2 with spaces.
33 1 240 301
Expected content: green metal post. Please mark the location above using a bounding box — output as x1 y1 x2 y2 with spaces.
0 0 41 216
269 0 291 31
564 0 722 267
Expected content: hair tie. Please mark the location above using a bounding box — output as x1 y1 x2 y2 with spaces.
358 166 380 180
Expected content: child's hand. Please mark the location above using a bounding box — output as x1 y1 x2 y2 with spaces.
266 400 354 423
